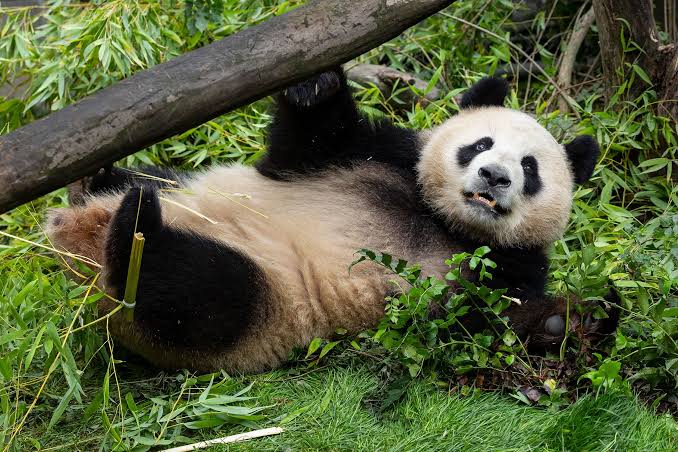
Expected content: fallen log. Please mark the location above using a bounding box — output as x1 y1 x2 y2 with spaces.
0 0 454 214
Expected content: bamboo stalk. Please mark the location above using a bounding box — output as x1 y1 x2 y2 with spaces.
123 232 145 322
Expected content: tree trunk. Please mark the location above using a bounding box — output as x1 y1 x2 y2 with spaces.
592 0 677 122
0 0 454 214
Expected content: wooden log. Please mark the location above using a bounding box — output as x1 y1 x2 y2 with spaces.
0 0 454 214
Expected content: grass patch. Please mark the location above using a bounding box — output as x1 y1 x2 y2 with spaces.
231 366 678 452
11 364 678 451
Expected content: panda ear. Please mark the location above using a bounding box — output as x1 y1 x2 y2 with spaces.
459 77 509 109
564 135 600 184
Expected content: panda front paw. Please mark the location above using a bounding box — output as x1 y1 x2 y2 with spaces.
282 69 344 110
67 165 127 206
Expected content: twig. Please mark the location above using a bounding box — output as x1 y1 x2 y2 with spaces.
344 63 441 107
160 427 285 452
0 230 101 268
557 7 596 113
158 196 218 224
207 186 269 219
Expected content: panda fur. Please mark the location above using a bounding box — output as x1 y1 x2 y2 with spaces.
46 69 611 373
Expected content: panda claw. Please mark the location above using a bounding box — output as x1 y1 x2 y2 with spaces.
280 69 345 111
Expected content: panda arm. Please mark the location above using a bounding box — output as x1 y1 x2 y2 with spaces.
68 166 190 206
256 68 420 179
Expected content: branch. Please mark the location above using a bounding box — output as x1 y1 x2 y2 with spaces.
345 63 441 107
557 7 596 113
0 0 454 214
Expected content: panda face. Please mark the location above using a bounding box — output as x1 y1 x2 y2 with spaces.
417 107 576 247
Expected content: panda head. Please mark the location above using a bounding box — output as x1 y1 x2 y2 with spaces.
417 77 599 248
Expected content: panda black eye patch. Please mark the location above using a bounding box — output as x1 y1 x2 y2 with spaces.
521 155 542 196
457 137 494 167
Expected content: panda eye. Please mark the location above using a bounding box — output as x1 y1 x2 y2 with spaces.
521 156 536 173
457 137 494 167
521 155 542 196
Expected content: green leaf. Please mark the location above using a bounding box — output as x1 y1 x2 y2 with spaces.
279 405 310 425
425 65 443 94
305 337 323 358
48 385 77 430
319 341 340 359
632 65 652 85
0 358 11 381
474 246 491 256
185 416 227 430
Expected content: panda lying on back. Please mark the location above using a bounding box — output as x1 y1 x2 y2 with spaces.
47 69 616 373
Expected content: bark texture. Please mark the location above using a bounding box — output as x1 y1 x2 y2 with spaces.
592 0 677 121
0 0 454 214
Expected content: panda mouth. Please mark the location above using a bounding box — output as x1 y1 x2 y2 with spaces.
464 192 508 215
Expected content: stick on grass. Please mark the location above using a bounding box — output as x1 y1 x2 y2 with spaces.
160 427 284 452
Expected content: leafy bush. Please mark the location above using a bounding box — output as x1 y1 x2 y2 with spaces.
350 248 516 379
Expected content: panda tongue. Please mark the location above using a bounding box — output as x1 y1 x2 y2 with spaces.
473 192 497 208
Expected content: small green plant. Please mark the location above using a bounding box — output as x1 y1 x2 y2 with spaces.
349 247 519 378
103 375 271 450
580 358 625 393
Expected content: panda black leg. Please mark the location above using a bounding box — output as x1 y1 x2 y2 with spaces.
105 187 163 276
104 188 269 352
258 67 421 178
68 165 188 206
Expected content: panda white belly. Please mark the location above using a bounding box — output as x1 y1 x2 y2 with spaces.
168 165 399 357
49 163 453 372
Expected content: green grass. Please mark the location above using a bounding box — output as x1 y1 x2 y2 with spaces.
11 363 678 451
228 366 678 452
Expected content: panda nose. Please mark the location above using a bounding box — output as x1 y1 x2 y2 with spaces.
478 164 511 187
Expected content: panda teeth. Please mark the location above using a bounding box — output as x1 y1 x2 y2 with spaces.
472 192 497 209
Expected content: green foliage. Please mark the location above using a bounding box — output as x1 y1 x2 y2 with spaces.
184 0 226 35
0 0 296 167
349 248 518 379
105 376 271 450
580 358 625 393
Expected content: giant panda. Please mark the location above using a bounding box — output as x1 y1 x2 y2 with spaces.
45 69 615 373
